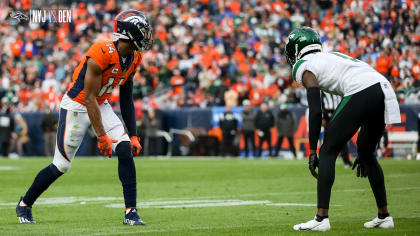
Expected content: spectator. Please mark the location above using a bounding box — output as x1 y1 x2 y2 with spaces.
143 108 162 156
376 51 390 76
275 106 297 158
220 105 238 157
255 102 274 157
41 108 58 156
224 87 238 107
241 99 255 157
0 101 14 157
10 113 29 158
170 69 185 95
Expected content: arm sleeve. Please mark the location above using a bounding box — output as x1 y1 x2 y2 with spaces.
120 80 137 137
307 87 322 151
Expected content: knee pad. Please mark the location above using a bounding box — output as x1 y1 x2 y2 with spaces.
52 158 71 173
116 141 132 160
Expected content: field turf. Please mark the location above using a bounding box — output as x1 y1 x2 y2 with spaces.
0 157 419 235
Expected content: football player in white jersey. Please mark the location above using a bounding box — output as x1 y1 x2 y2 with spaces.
286 27 400 231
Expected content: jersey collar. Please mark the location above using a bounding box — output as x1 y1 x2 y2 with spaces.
113 41 134 73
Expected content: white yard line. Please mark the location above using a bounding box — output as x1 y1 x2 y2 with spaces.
1 186 419 208
265 203 343 207
0 166 21 171
142 186 420 201
105 200 271 209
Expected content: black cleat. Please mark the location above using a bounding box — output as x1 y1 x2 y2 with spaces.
123 208 146 226
16 197 36 224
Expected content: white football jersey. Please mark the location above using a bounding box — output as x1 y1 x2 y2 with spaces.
293 51 388 97
293 51 401 124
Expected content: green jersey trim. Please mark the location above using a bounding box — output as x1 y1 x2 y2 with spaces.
331 95 352 122
292 59 307 82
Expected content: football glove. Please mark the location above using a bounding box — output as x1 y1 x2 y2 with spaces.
130 136 142 156
309 153 319 179
97 134 117 158
352 157 368 178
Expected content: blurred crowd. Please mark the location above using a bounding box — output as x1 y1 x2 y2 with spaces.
0 0 419 116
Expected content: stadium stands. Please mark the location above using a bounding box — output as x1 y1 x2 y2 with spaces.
0 0 419 113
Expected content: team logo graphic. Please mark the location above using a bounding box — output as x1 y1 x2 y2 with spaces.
8 11 29 25
299 36 307 41
124 15 147 26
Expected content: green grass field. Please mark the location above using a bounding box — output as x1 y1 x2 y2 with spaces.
0 157 419 236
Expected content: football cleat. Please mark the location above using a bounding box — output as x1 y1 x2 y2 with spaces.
364 216 394 229
16 197 36 224
123 208 146 226
293 216 331 231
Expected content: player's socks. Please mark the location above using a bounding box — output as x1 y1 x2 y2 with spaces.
23 164 63 206
378 212 390 219
19 200 28 207
126 207 136 214
315 214 328 222
116 141 137 208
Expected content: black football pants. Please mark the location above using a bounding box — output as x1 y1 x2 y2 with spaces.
318 83 387 209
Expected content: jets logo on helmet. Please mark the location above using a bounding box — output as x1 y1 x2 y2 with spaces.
285 27 322 66
114 10 153 51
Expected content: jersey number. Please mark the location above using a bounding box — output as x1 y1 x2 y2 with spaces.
105 44 115 54
98 78 123 96
330 52 360 62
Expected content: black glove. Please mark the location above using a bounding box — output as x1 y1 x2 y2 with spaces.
308 153 319 179
352 157 368 178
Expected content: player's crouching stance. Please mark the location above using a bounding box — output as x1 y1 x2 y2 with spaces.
16 10 153 226
285 27 399 231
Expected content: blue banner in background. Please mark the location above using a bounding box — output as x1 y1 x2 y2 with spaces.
211 106 244 127
1 104 417 156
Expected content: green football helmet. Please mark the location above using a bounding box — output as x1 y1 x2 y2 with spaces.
285 27 322 66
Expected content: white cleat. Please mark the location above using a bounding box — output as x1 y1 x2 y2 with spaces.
293 216 331 231
364 216 394 229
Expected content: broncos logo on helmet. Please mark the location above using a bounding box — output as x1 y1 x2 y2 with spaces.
124 15 147 26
